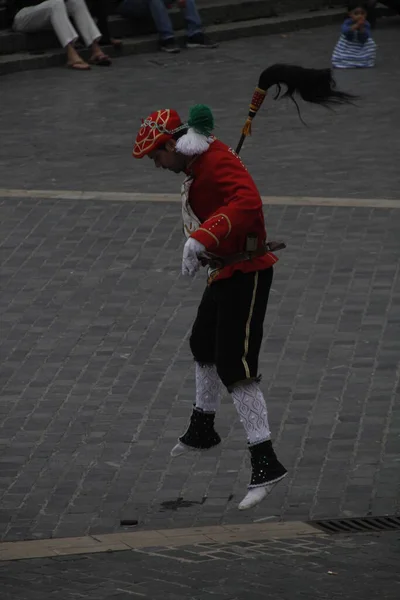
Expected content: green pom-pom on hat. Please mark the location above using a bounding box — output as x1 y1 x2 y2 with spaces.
175 104 215 156
187 104 214 137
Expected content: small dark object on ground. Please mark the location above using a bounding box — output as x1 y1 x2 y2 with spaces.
120 519 139 526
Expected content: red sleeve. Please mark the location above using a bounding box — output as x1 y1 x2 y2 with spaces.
190 149 262 251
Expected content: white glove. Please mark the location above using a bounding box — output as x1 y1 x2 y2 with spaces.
182 238 206 277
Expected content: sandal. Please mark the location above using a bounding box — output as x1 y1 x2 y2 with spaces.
89 54 112 66
67 60 91 70
111 38 123 50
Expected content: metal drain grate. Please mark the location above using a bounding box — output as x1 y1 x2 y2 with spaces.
309 515 400 534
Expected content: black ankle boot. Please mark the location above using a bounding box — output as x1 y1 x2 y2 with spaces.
248 440 287 488
179 407 221 450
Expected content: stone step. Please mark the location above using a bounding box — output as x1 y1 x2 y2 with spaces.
0 3 394 76
0 1 346 30
0 0 344 52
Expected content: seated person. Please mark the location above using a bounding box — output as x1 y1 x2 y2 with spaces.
119 0 218 53
6 0 111 70
85 0 122 48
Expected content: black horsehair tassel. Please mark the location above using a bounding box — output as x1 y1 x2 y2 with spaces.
236 63 357 154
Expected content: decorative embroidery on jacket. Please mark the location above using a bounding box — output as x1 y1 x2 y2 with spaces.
181 177 201 239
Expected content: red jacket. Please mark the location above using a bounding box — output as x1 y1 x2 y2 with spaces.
187 139 278 282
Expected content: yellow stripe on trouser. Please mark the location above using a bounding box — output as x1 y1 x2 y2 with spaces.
241 272 259 379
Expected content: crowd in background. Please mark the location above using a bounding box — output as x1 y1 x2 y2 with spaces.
2 0 400 71
3 0 218 70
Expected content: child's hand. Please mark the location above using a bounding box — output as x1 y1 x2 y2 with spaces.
352 15 365 29
357 15 366 30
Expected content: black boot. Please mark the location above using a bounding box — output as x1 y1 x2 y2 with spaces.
239 440 287 510
248 440 287 488
180 407 221 449
171 407 221 457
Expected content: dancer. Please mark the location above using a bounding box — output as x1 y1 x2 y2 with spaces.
132 65 355 510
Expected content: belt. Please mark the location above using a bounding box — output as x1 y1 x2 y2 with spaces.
199 240 286 270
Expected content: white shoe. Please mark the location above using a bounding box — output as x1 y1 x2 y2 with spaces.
170 441 220 457
170 441 192 457
238 486 270 510
238 475 287 510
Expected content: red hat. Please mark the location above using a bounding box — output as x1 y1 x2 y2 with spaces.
133 108 183 159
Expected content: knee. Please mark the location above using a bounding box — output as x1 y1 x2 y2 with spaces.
189 333 213 365
215 360 261 391
189 332 202 361
49 0 67 12
49 0 65 8
66 0 86 8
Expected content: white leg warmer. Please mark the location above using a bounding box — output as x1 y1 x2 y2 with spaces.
231 381 271 444
194 363 222 413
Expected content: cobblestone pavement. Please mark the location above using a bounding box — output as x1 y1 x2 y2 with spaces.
1 531 399 599
0 195 399 542
0 20 399 198
0 6 400 551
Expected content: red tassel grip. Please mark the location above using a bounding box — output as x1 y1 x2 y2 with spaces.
249 87 267 114
240 87 268 139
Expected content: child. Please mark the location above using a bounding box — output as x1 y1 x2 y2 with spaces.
332 2 376 68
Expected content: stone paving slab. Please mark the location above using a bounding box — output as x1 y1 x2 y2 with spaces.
0 521 319 560
0 189 400 208
0 531 399 599
0 21 400 198
0 195 399 542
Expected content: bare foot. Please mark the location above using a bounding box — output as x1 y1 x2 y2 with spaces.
67 60 91 70
90 41 112 65
66 44 90 70
89 52 112 66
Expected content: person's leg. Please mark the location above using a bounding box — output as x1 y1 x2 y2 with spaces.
183 0 218 48
87 0 122 47
65 0 109 62
119 0 179 52
182 0 201 37
13 0 90 69
86 0 109 44
215 269 287 510
171 284 222 457
148 0 174 39
148 0 181 51
13 0 77 42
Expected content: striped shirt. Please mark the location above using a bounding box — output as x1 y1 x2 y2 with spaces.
332 18 376 69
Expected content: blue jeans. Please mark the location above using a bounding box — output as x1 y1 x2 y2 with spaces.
119 0 202 40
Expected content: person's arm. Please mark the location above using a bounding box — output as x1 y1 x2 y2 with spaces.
357 20 371 42
341 18 356 39
190 151 262 252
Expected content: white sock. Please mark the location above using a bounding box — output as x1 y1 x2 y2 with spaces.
231 381 271 444
195 363 222 413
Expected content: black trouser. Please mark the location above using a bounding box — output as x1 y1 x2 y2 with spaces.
190 268 273 390
86 0 113 43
